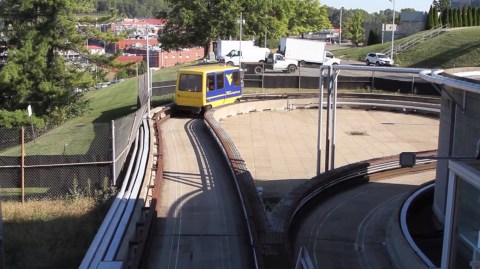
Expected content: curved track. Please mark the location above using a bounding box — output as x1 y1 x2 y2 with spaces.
290 165 436 269
143 118 254 269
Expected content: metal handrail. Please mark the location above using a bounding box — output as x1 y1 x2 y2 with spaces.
80 118 150 269
381 24 448 57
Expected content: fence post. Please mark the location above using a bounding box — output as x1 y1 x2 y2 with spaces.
111 120 116 186
20 127 25 203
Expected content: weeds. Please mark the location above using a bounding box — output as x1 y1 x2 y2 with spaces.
2 197 110 268
67 176 116 204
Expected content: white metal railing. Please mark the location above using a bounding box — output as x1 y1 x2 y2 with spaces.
80 118 150 269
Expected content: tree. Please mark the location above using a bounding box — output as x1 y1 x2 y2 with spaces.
442 7 450 26
432 6 440 27
160 0 331 55
343 11 365 47
0 0 121 125
462 6 468 27
457 8 462 27
468 6 473 26
366 29 381 45
160 0 242 56
449 8 455 26
477 7 480 26
473 7 478 26
433 0 450 11
427 5 434 29
286 0 331 37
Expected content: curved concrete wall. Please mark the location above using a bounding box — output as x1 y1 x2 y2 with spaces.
433 87 480 223
211 98 319 121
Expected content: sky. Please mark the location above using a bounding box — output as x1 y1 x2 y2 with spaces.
320 0 433 13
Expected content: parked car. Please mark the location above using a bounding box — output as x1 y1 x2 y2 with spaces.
365 53 394 66
94 82 110 89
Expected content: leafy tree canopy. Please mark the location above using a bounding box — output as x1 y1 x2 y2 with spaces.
343 10 365 46
160 0 331 54
0 0 121 126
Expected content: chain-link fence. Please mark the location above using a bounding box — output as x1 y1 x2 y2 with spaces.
138 73 149 107
0 104 148 201
0 123 113 201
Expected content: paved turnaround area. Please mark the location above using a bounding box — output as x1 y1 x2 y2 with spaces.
220 109 439 199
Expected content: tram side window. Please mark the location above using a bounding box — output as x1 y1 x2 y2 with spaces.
216 73 224 90
207 74 215 91
179 74 202 92
232 71 241 86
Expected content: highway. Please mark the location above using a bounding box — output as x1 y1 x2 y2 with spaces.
291 168 436 269
143 118 253 269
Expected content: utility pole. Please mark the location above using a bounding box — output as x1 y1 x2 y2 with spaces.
339 7 343 45
389 0 396 59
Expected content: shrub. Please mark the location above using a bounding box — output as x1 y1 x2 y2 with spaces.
0 109 45 128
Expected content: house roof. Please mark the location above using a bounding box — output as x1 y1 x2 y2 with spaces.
117 39 159 49
116 56 144 62
87 45 104 50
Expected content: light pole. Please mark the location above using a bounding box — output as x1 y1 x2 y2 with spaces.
389 0 395 59
237 12 245 67
339 7 343 45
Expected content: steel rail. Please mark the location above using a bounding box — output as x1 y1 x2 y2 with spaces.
79 130 140 269
291 155 436 223
204 112 262 269
420 69 480 93
80 118 150 269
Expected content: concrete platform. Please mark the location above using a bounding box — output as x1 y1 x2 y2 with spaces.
219 108 439 200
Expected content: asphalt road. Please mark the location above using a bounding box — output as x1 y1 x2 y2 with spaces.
144 118 253 269
251 59 424 82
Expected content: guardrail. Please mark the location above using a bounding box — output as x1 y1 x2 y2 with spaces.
80 118 150 269
204 111 264 269
284 151 437 225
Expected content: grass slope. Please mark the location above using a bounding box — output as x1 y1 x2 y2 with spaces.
336 26 480 68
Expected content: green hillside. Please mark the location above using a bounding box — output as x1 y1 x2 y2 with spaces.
336 26 480 68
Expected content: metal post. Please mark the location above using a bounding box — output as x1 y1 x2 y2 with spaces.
339 7 343 45
331 69 339 170
412 75 415 94
372 71 375 92
298 65 301 91
111 120 116 185
325 66 333 171
21 127 25 203
146 24 151 118
239 12 243 67
317 67 325 175
390 0 396 59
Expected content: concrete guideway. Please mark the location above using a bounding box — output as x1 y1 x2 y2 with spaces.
291 169 436 269
143 118 254 269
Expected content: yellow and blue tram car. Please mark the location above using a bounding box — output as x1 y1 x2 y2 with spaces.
174 65 243 114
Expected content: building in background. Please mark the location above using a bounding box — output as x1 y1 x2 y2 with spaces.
450 0 480 8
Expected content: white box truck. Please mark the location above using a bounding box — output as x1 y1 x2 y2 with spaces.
222 47 270 66
214 40 255 61
279 37 341 66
